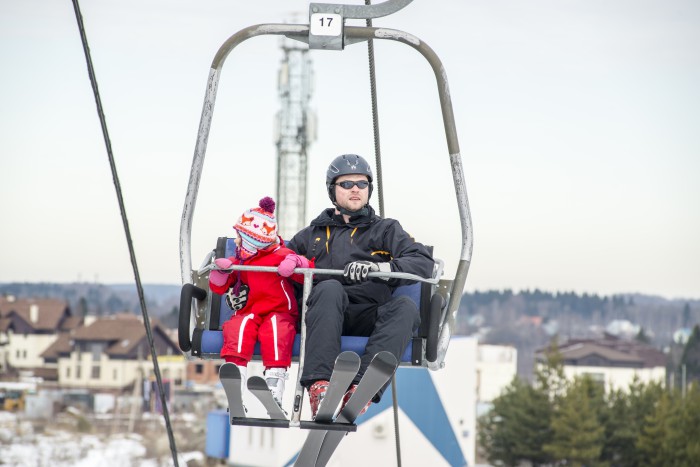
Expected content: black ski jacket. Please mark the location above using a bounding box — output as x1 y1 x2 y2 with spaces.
286 206 434 306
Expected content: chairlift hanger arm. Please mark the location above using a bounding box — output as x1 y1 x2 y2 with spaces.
310 0 412 20
308 0 413 50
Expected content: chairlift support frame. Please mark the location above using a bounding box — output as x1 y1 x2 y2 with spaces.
179 0 473 428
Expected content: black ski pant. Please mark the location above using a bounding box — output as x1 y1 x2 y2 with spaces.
300 279 420 402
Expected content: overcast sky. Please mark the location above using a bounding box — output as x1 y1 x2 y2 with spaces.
1 0 698 300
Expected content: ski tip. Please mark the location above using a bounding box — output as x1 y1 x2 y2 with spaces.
246 375 269 390
373 351 399 370
337 350 361 362
219 362 241 379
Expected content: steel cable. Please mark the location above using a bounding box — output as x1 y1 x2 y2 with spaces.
365 2 401 466
69 2 180 465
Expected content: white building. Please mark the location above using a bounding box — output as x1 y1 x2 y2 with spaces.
535 336 667 392
476 344 517 403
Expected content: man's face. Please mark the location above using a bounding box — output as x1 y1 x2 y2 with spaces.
334 174 370 213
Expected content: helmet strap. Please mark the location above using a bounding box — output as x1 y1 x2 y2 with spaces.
334 202 369 218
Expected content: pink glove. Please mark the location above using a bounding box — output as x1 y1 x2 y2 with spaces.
215 258 234 269
210 258 234 287
278 254 310 277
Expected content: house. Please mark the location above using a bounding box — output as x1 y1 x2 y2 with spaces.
42 314 186 391
187 360 224 386
536 335 667 392
0 295 82 378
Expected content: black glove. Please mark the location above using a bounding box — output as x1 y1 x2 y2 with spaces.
343 261 380 283
225 284 249 312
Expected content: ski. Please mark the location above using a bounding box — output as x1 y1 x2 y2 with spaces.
247 376 287 420
219 363 246 421
316 351 361 422
294 351 361 467
314 351 398 467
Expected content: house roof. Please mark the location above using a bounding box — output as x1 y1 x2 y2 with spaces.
0 297 73 332
559 343 643 364
41 333 74 359
537 336 666 368
60 315 83 332
31 366 59 381
71 314 177 356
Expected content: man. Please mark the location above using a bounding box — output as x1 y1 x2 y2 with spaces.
284 154 434 418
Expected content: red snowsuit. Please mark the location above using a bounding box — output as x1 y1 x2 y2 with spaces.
209 244 304 368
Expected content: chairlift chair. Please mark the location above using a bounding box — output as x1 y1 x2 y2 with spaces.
177 0 473 427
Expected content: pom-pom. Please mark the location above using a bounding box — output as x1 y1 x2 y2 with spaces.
259 196 276 214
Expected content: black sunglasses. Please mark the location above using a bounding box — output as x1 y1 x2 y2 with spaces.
334 180 370 190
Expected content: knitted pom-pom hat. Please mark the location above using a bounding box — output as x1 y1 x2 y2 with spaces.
234 197 279 259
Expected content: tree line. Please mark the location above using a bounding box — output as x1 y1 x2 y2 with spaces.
459 290 699 345
478 339 700 466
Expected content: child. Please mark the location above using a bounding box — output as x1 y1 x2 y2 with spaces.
209 196 311 410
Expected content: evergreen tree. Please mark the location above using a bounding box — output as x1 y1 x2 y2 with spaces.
683 384 700 462
601 379 662 466
635 327 651 344
660 389 689 466
544 376 605 466
535 336 567 402
78 296 89 317
637 391 676 466
663 383 700 465
478 378 520 466
602 388 637 466
478 377 554 466
681 325 700 384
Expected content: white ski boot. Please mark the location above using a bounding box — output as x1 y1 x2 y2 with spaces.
265 367 288 413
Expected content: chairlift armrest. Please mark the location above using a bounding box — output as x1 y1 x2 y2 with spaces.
196 251 216 276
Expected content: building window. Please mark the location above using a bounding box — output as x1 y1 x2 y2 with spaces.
113 369 118 380
66 367 71 378
76 365 81 379
16 349 20 359
91 343 102 361
195 364 204 374
91 366 100 379
23 350 27 358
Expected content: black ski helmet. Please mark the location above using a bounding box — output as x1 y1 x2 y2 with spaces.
325 154 374 206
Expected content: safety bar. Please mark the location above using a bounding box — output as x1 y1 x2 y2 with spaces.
201 262 443 286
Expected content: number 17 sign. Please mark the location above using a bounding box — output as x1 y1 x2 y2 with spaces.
310 13 342 37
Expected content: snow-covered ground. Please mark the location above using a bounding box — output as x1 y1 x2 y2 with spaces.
0 412 204 467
